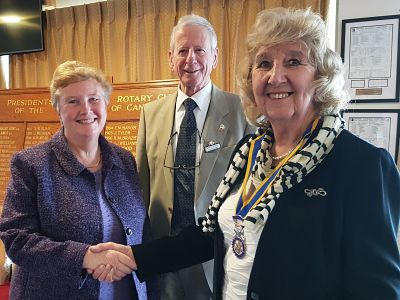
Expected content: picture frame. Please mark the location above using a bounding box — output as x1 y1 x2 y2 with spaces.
341 15 400 103
342 109 400 161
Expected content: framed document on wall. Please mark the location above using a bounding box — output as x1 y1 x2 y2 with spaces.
342 109 400 161
341 15 400 103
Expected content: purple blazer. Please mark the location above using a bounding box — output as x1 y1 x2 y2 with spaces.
0 130 157 300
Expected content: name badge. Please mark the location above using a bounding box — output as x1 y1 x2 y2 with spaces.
204 141 220 153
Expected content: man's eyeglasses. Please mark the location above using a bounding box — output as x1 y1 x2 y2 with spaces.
163 130 202 170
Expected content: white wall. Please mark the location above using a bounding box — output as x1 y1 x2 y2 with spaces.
337 0 400 168
337 0 400 55
337 0 399 24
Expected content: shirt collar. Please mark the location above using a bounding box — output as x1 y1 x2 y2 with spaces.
176 81 212 112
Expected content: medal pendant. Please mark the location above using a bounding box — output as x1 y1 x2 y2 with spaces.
232 218 246 258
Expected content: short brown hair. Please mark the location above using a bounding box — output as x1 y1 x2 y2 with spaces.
50 60 112 109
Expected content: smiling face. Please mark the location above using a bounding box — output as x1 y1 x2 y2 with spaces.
169 25 218 96
57 78 107 143
251 41 317 128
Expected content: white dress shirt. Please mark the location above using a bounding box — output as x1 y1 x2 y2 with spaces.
172 81 212 163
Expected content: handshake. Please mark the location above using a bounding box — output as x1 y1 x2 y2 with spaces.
82 242 136 282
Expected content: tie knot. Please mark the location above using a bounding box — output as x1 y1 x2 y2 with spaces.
183 98 197 112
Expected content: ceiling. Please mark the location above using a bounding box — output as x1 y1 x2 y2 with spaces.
42 0 107 10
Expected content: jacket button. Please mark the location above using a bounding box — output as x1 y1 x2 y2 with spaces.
126 228 133 235
250 292 259 300
108 197 116 203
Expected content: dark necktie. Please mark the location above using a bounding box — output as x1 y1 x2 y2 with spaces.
171 98 197 235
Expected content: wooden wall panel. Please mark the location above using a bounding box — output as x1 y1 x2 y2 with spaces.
0 79 179 205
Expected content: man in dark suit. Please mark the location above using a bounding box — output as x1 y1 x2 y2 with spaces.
136 14 254 300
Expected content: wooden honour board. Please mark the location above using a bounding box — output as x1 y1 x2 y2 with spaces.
0 79 179 204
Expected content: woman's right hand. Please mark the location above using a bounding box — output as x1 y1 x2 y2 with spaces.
82 245 136 281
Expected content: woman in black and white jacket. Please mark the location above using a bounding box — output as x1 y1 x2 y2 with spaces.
91 7 400 300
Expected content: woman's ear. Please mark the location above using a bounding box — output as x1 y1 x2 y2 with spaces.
55 105 62 126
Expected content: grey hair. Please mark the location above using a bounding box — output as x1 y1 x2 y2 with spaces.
170 14 217 51
237 7 350 126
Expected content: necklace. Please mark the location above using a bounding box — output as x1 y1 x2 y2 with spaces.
269 145 297 160
86 152 102 169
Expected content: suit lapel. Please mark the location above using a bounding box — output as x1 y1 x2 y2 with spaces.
195 86 230 201
160 93 177 204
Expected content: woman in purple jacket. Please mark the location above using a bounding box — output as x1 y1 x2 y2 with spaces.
0 61 156 299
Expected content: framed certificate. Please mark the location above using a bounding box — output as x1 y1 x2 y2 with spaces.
342 109 400 161
341 15 400 103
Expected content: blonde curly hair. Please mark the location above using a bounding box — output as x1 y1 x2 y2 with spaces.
237 7 350 127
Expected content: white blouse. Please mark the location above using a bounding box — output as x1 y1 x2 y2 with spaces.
218 184 263 299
